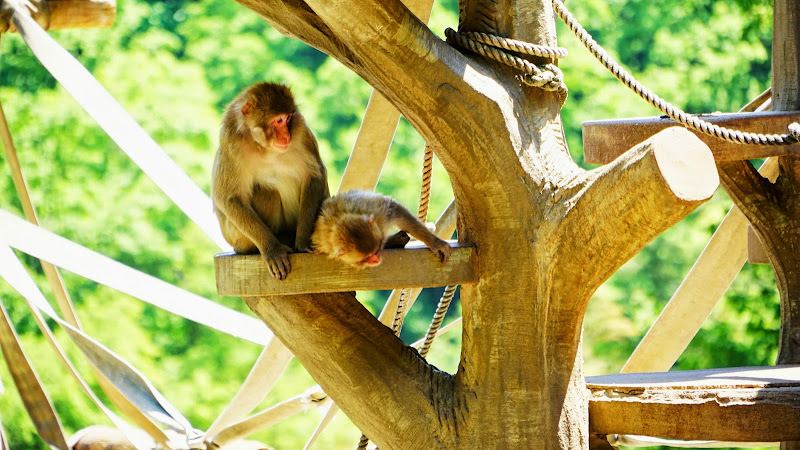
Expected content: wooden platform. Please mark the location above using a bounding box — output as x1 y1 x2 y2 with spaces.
582 111 800 164
215 241 477 296
586 365 800 442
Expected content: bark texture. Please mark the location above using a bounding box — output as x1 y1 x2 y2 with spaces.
231 1 718 448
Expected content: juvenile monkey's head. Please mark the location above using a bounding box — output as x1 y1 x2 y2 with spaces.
235 82 298 152
314 213 385 268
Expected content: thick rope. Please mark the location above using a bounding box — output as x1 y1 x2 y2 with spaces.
551 0 800 146
419 285 458 358
360 146 437 449
390 145 435 334
445 28 569 107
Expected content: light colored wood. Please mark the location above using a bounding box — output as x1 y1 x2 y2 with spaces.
582 112 800 164
587 366 800 441
336 0 435 194
337 92 401 193
5 0 116 32
47 0 116 30
215 241 475 296
0 99 80 327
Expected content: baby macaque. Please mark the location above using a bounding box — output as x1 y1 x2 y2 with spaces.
311 190 451 268
212 82 329 280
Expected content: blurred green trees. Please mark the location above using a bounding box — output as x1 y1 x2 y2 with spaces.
0 0 780 448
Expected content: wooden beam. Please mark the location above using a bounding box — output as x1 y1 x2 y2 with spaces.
4 0 115 32
587 365 800 442
336 0 436 194
583 112 800 164
215 241 476 296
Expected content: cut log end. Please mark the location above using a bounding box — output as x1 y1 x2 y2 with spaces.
651 127 719 202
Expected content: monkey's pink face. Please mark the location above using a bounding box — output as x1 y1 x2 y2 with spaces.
271 113 293 152
359 249 382 267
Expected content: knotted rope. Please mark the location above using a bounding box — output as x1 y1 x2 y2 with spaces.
445 28 569 107
445 1 800 145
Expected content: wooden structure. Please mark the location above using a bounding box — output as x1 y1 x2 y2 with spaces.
3 0 800 447
211 0 800 448
587 366 800 442
215 242 476 296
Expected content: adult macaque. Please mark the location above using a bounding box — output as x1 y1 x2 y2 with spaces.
212 82 329 280
312 190 451 268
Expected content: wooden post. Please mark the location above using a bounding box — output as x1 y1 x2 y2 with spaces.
773 2 800 449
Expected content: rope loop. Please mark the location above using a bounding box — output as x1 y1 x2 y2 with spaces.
445 27 568 107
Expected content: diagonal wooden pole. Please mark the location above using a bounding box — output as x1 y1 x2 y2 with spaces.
621 91 775 374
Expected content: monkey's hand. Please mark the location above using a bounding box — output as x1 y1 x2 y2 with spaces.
294 236 313 253
384 231 410 249
262 243 292 280
429 239 451 264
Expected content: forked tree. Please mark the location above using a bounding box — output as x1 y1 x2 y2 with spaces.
229 0 719 448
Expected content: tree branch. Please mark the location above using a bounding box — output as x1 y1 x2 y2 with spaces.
243 293 454 449
554 127 719 310
717 160 783 230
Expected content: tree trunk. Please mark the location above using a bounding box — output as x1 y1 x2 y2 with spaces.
230 1 718 447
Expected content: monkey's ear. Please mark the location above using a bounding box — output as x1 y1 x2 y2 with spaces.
241 100 254 117
251 127 268 148
335 247 345 257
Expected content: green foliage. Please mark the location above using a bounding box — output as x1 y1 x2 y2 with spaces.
0 0 782 448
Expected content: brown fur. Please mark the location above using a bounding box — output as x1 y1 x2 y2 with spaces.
311 190 450 268
212 82 329 280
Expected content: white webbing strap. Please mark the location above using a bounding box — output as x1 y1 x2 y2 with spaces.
9 1 229 251
0 209 271 346
0 242 170 448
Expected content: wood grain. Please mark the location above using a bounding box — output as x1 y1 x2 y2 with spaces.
216 241 476 296
588 365 800 441
583 112 800 164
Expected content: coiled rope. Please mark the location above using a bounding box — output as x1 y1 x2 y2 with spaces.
446 0 800 146
445 28 568 107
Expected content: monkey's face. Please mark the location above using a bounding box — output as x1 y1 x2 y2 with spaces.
335 215 384 268
267 113 293 152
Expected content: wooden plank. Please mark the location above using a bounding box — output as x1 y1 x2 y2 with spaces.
587 366 800 442
4 0 116 32
215 241 476 296
583 111 800 164
47 0 116 30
